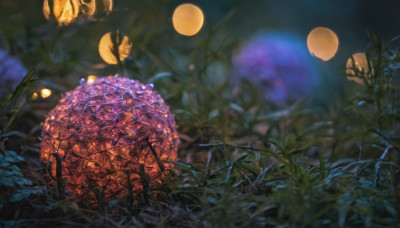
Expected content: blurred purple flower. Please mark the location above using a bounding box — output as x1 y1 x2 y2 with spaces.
0 49 28 98
232 32 318 106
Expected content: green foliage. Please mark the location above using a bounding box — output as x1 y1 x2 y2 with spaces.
0 1 399 227
0 148 44 211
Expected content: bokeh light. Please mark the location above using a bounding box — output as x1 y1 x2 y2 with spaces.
232 32 318 106
41 88 52 99
307 27 339 61
101 0 113 14
81 0 113 17
172 3 204 36
87 75 97 84
98 32 132 65
43 0 113 25
32 92 39 100
0 49 28 99
346 52 373 84
80 0 96 16
43 0 80 26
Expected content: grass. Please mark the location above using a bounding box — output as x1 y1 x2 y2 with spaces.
0 1 399 227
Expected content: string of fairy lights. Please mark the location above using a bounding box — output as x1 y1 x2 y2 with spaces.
38 0 372 100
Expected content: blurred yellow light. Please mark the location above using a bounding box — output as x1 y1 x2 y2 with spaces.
87 75 97 84
188 64 195 71
43 0 80 26
43 0 50 20
172 3 204 36
103 0 113 13
41 88 52 99
81 0 113 16
307 27 339 61
32 92 38 100
80 0 96 16
346 52 373 84
98 32 132 65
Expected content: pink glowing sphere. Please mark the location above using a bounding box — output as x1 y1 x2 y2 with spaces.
40 75 179 203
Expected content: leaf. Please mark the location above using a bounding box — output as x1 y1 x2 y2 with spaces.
0 164 32 187
181 91 189 107
318 150 326 177
0 220 23 228
374 146 390 186
224 162 235 184
149 72 173 82
208 109 219 121
3 151 24 163
0 160 9 168
10 187 43 202
199 142 225 147
229 103 244 113
167 161 202 183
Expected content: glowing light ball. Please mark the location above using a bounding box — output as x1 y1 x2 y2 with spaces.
98 32 132 65
346 52 373 84
232 32 318 106
172 3 204 36
40 88 52 99
43 0 80 26
40 75 179 203
0 49 28 98
307 27 339 61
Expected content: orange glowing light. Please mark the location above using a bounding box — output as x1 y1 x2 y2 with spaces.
32 92 39 100
43 0 50 20
101 0 113 14
307 27 339 61
41 88 52 98
43 0 113 25
172 3 204 36
81 0 113 16
98 32 132 65
346 52 373 84
80 0 96 16
87 75 97 84
43 0 80 26
40 75 179 204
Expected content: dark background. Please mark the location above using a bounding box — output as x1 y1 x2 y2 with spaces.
0 0 399 103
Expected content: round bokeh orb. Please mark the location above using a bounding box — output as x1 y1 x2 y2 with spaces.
346 52 373 84
40 88 52 99
0 49 28 98
307 27 339 61
98 31 132 65
40 75 179 204
232 32 318 106
43 0 80 26
172 3 204 36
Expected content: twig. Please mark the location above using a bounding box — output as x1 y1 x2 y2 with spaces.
146 138 165 173
139 164 150 205
50 152 64 199
375 146 391 187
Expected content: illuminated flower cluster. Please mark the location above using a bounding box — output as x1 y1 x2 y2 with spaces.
0 49 28 98
232 33 318 106
40 75 179 203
